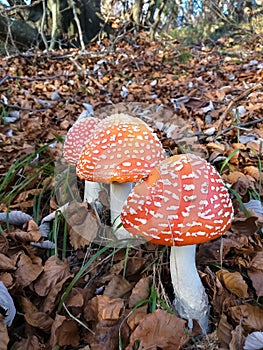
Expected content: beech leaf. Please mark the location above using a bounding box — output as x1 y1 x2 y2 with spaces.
216 270 249 298
126 309 189 350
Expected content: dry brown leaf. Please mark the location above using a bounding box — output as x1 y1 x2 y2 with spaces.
126 309 189 350
24 311 53 331
125 257 147 277
250 251 263 270
229 305 263 332
20 296 38 314
66 287 85 308
217 313 233 349
226 171 248 184
247 269 263 297
0 235 9 255
13 251 43 288
206 142 226 152
126 305 148 331
34 255 71 297
103 275 133 298
247 252 263 297
216 270 249 298
89 319 120 350
129 276 151 308
231 215 260 237
0 272 14 288
14 189 42 204
85 295 124 322
66 202 99 248
229 324 245 350
41 274 73 314
98 295 124 321
247 141 263 155
10 335 45 350
0 316 9 350
226 148 239 165
49 314 79 348
9 219 42 243
0 253 16 271
243 166 260 181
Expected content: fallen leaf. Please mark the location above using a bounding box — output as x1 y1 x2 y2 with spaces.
229 304 263 332
217 313 233 349
103 275 133 298
20 296 38 314
0 235 9 255
126 309 189 350
34 255 70 297
126 305 148 331
243 166 261 181
229 324 245 350
66 202 99 248
67 287 85 308
247 269 263 297
129 276 151 308
41 274 73 314
98 295 124 321
0 316 9 350
24 311 53 331
0 253 16 271
14 252 43 288
125 257 147 277
10 335 45 350
216 270 249 298
49 314 79 348
89 319 120 350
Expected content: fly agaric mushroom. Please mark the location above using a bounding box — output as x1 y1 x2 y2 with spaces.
76 113 167 241
63 117 101 204
121 153 233 332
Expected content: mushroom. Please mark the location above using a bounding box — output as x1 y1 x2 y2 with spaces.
76 113 167 241
63 116 101 204
121 153 233 332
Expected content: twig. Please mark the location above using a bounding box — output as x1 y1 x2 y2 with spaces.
215 117 263 138
216 82 263 134
0 73 75 85
40 0 49 50
69 0 85 51
0 100 53 112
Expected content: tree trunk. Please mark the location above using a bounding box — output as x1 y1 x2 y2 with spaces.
0 14 38 49
132 0 143 30
0 0 112 50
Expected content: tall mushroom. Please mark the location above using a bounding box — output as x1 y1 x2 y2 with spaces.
76 113 167 241
63 117 101 204
121 153 233 332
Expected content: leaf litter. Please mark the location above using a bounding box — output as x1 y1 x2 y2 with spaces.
0 32 263 349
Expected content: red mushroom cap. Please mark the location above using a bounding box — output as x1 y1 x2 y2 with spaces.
76 114 167 183
63 117 100 164
121 153 233 246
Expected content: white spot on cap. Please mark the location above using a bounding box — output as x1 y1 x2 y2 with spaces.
183 184 195 191
135 218 147 225
123 162 132 167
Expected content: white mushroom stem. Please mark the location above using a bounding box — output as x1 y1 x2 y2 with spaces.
170 245 209 333
83 181 102 204
110 182 135 241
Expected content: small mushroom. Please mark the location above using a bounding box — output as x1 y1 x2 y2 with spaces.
121 153 233 332
77 113 167 241
63 117 101 204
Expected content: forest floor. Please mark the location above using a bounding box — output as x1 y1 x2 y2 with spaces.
0 31 263 349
